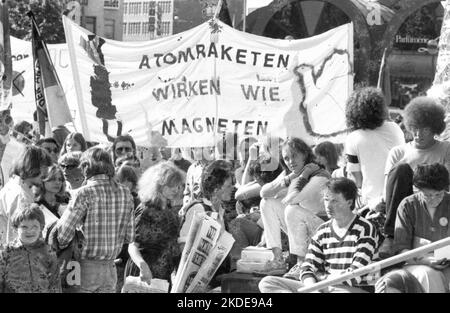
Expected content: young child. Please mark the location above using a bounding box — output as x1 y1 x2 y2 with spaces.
0 204 61 293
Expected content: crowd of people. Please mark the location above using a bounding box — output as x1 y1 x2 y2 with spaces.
0 86 449 293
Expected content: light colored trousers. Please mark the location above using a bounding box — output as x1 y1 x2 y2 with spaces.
259 276 368 293
80 259 117 293
405 265 450 293
260 198 324 257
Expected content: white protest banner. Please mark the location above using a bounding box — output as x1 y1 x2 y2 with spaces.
10 36 77 127
428 0 450 140
63 16 353 147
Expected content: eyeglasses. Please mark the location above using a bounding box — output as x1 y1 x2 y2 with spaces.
60 164 78 170
116 147 133 153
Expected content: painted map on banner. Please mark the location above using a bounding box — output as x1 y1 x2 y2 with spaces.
10 36 77 128
63 16 353 147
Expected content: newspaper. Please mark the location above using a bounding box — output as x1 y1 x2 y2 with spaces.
171 212 222 293
121 276 170 293
185 231 235 293
172 211 203 292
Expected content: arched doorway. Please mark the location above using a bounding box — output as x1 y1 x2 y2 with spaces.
244 0 372 83
382 1 444 108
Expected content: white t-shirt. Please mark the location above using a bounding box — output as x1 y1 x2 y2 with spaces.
384 140 450 175
0 137 25 188
345 121 405 204
0 175 34 245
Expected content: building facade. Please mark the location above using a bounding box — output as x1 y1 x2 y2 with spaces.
122 0 174 41
63 0 124 40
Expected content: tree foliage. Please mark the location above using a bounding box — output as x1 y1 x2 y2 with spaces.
9 0 65 44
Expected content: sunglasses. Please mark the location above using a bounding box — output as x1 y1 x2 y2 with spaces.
116 147 133 153
60 164 78 170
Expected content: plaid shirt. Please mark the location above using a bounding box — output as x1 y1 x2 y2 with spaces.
57 174 135 260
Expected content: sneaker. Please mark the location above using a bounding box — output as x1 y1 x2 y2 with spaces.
283 263 303 280
379 237 394 259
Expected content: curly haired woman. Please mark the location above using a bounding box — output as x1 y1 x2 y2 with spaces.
126 161 185 287
381 97 450 257
344 87 404 207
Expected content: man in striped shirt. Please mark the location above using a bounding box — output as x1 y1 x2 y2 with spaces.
259 177 379 293
56 147 135 293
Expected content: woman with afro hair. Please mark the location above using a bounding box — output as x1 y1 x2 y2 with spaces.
380 96 450 258
344 87 404 207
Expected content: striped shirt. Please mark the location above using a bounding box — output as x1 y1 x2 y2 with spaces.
57 174 135 260
300 215 379 286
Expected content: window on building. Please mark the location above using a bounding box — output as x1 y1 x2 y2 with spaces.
123 22 127 35
137 3 142 14
159 1 171 14
105 19 115 39
142 22 149 34
85 16 96 34
143 2 150 14
124 3 128 14
128 22 142 35
104 0 119 9
161 21 170 36
129 2 135 14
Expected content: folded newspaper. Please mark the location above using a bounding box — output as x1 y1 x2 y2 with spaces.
171 212 235 293
121 276 170 293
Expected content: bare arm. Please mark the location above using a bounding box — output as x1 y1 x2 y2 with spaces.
128 242 152 283
349 171 362 189
241 143 259 185
260 171 288 198
235 181 261 201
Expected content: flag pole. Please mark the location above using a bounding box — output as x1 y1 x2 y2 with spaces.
213 0 224 20
62 16 89 140
0 0 12 111
243 0 247 32
28 11 47 136
377 48 387 89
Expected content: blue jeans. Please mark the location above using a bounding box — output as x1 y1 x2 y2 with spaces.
80 259 117 293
